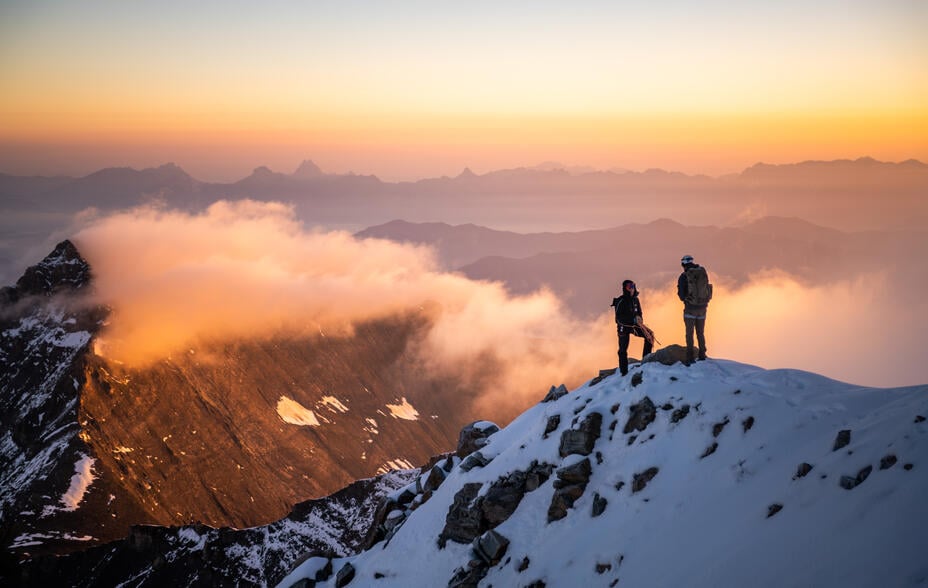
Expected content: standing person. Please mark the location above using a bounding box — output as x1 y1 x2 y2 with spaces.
611 279 653 376
677 255 713 365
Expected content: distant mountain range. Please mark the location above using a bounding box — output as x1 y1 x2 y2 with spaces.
1 156 926 284
358 216 923 318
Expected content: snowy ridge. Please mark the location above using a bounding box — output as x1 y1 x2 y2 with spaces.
280 359 928 588
16 469 419 587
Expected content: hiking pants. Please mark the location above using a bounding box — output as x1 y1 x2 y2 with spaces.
684 316 707 362
618 326 653 376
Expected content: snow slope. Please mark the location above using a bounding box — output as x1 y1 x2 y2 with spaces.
280 358 928 587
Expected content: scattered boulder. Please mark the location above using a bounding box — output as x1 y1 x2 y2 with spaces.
439 483 484 547
631 372 644 387
712 418 729 437
543 415 561 438
742 416 755 433
559 412 603 457
518 557 530 572
840 465 873 490
334 562 355 588
592 493 608 517
554 458 592 487
661 403 674 411
542 384 569 403
591 369 617 386
460 452 491 472
548 458 593 521
424 465 447 492
915 415 926 423
671 405 690 424
793 463 814 479
880 455 898 470
473 530 509 565
767 503 783 518
641 344 689 366
833 430 852 451
700 443 718 459
548 484 586 522
904 464 914 471
457 421 500 458
623 397 656 434
596 562 613 574
632 467 659 493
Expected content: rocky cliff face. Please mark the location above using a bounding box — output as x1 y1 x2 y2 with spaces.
17 469 419 588
0 243 479 567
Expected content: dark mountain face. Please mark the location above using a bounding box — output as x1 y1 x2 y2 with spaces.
0 243 479 565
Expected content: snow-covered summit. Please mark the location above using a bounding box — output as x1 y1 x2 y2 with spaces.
281 358 928 588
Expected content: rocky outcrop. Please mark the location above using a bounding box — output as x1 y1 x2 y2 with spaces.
16 470 416 587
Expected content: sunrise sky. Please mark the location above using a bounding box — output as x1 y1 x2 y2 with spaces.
1 0 926 180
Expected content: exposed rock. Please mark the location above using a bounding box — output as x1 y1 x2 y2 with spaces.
610 403 620 414
592 493 608 517
439 483 483 547
671 404 690 424
904 464 914 471
596 562 613 574
661 403 674 411
554 458 592 487
627 435 637 446
460 451 491 472
833 429 852 451
542 384 569 403
916 415 926 423
457 421 500 458
632 467 659 493
424 465 448 492
473 530 509 564
481 473 530 526
544 415 561 438
742 416 755 433
315 559 333 582
631 372 644 387
641 344 689 366
517 557 530 572
700 443 718 459
590 369 617 386
623 397 657 434
712 418 730 437
548 484 586 522
767 503 783 518
334 562 355 588
794 463 814 479
880 455 898 470
840 465 873 490
559 412 602 457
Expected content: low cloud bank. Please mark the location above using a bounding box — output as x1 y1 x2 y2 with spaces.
74 201 615 417
73 201 924 422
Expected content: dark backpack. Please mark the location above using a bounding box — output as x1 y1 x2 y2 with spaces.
685 266 712 306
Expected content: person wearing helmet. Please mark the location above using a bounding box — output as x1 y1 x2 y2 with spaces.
677 255 713 365
611 279 653 376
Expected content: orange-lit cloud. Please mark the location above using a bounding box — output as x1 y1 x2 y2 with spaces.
72 201 924 425
73 201 616 417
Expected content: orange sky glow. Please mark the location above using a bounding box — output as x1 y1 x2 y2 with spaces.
1 1 926 180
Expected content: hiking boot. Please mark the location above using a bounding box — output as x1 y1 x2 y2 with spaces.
697 354 707 361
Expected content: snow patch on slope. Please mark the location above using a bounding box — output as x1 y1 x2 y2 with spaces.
386 397 419 421
276 396 320 427
60 454 96 511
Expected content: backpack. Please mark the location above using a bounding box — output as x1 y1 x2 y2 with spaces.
685 266 712 306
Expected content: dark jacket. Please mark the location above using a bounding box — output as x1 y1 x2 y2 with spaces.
612 292 643 327
678 262 709 317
